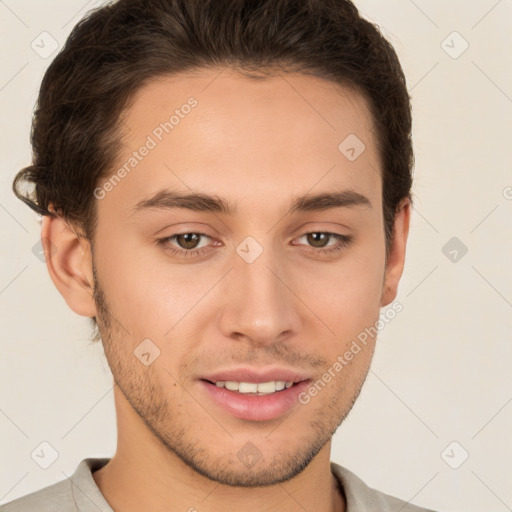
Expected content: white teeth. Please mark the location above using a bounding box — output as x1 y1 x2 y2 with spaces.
225 381 239 391
256 381 277 393
238 382 258 393
213 380 295 394
275 381 286 391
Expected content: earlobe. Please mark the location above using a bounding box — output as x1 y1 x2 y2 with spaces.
380 198 411 307
41 212 97 317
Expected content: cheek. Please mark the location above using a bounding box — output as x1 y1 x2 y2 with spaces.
298 238 385 334
95 233 217 339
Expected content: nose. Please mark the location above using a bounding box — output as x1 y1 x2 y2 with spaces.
218 244 302 347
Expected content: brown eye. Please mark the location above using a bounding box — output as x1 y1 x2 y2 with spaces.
157 232 214 259
174 233 202 250
306 233 331 248
294 232 353 256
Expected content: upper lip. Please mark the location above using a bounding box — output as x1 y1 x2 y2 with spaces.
201 367 312 384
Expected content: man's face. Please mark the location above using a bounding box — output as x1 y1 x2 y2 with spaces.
90 69 393 486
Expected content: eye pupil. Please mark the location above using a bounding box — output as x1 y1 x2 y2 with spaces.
307 233 329 248
177 233 200 249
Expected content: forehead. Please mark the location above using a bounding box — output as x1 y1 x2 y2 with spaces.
101 68 381 218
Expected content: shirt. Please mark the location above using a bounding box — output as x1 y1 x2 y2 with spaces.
0 458 438 511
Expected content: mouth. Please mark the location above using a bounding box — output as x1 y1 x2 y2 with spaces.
199 370 312 422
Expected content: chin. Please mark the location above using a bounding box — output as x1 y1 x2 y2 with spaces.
161 424 332 487
185 452 319 487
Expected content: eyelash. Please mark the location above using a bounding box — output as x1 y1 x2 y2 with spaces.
156 232 353 259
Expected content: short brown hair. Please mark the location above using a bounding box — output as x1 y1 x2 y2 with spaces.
13 0 414 322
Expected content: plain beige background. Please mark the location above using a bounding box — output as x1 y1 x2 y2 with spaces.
1 1 511 510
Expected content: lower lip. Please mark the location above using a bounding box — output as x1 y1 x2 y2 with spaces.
199 380 311 421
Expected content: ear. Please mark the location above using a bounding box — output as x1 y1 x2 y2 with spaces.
41 211 97 317
380 197 411 307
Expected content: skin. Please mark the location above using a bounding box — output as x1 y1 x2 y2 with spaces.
42 68 410 512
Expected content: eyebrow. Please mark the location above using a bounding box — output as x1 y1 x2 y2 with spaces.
132 189 372 216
